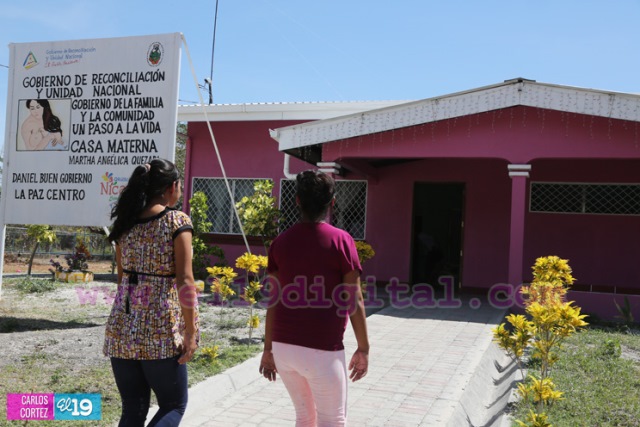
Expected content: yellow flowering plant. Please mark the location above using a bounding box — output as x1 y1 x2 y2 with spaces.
492 256 588 425
204 266 239 359
248 314 260 329
200 345 220 363
355 241 376 294
235 253 268 274
205 252 268 352
515 410 552 427
235 252 268 340
355 241 376 264
206 266 237 302
194 280 205 294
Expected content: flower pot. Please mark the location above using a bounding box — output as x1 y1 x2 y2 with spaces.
55 271 94 283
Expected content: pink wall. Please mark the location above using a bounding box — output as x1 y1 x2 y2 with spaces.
187 121 310 179
322 107 640 163
524 159 640 288
187 120 312 263
569 292 640 321
356 158 511 287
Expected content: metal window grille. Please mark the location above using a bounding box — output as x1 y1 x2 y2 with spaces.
530 182 640 216
279 179 368 239
279 179 299 231
192 177 270 234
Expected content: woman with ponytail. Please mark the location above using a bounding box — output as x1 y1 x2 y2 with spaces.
104 159 198 427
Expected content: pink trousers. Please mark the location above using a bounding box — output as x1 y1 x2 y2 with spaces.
272 341 348 427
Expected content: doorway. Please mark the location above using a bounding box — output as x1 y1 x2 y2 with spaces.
411 183 465 288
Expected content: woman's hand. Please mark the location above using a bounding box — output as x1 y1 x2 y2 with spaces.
349 349 369 382
178 331 198 364
259 350 278 382
50 132 63 146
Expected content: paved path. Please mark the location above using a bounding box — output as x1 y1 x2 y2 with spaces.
154 298 507 426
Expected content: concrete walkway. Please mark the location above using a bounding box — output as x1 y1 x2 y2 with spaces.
153 298 513 426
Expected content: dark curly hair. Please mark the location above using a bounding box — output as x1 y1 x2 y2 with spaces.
296 170 335 222
108 158 179 242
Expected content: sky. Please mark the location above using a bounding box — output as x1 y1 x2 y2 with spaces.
1 0 640 154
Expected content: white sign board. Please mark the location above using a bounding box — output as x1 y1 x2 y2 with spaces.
2 33 181 226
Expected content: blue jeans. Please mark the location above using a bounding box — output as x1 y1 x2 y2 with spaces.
110 357 188 427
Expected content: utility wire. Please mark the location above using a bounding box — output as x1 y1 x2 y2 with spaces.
182 34 251 254
0 64 9 68
210 0 220 83
202 0 220 104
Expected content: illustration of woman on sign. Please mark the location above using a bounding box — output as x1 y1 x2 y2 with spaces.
19 99 66 151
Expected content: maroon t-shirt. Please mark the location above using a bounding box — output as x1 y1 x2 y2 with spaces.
267 222 362 351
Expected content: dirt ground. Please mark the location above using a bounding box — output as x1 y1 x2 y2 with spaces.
0 260 265 370
3 255 115 275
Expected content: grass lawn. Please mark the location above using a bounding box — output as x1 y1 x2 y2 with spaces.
510 325 640 427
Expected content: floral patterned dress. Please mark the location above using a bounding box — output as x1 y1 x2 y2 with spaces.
103 208 197 360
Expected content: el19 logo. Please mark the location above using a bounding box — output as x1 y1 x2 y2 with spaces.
54 394 101 420
57 397 92 416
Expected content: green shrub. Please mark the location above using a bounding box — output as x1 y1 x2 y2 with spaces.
14 277 57 293
189 191 226 280
598 338 622 359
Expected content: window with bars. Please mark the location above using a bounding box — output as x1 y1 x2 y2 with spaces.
279 179 299 231
530 182 640 216
191 178 270 234
279 179 368 239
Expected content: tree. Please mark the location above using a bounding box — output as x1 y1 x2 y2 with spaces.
26 225 56 276
189 191 225 280
235 180 281 253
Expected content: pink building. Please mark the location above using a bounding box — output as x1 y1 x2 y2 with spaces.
180 78 640 319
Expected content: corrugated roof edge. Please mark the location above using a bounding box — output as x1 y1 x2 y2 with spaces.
177 100 413 122
270 78 640 151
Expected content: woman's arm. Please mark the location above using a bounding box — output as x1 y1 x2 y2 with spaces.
259 272 278 382
345 269 370 382
174 230 198 364
21 121 47 150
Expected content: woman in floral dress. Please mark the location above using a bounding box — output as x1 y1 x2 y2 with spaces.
104 159 198 427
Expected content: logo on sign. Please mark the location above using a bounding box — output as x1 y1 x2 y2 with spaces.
147 42 164 66
6 393 101 421
23 51 38 69
100 172 126 196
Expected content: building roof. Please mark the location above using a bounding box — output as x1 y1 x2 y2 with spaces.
269 78 640 152
177 100 411 122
